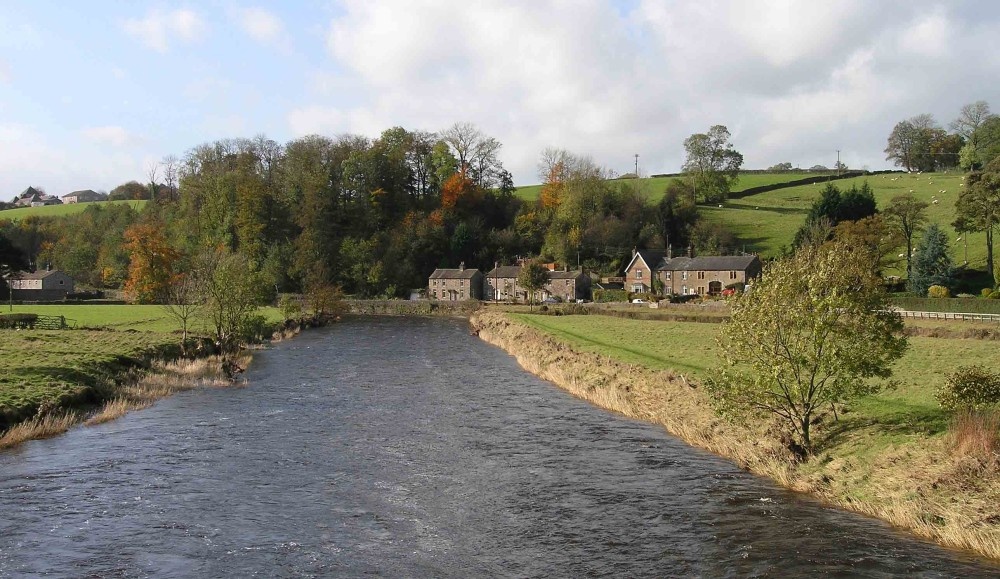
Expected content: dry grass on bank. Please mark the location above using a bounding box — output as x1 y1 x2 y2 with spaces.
1 354 251 449
471 310 1000 561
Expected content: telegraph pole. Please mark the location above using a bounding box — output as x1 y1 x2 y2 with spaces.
634 154 639 177
836 150 841 175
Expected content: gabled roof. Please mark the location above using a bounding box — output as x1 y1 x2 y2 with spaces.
429 268 480 280
485 265 522 278
623 250 663 275
18 186 42 199
658 255 760 272
12 270 67 280
63 189 101 198
547 270 586 280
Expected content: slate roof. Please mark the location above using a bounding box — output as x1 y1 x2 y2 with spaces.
12 270 64 280
18 186 42 199
657 255 759 272
63 189 103 199
485 265 522 278
548 270 586 280
429 268 481 280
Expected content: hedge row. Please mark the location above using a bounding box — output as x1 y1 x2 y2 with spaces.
889 297 1000 314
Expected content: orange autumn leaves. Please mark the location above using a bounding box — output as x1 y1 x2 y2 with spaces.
122 221 180 304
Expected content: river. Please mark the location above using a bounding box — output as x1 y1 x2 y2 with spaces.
1 316 997 577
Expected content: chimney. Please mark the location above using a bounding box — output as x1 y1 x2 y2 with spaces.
632 247 637 257
459 261 465 271
687 245 694 258
667 244 673 260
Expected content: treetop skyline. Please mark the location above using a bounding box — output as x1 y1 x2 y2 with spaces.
1 1 998 194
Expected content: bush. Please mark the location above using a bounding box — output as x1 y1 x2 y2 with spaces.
593 289 628 303
989 291 1000 300
278 293 303 320
927 285 950 299
724 282 746 292
983 288 995 298
237 314 273 344
938 365 1000 411
0 313 38 328
949 408 1000 473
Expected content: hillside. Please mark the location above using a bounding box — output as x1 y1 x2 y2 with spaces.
703 172 981 270
0 200 147 221
514 171 818 201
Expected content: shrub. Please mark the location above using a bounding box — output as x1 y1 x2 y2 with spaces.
927 285 950 299
0 313 38 329
593 289 628 303
989 291 1000 300
983 288 995 298
937 365 1000 411
278 293 303 320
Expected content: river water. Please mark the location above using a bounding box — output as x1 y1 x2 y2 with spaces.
1 316 998 578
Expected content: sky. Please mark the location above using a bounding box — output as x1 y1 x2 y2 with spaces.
1 0 999 197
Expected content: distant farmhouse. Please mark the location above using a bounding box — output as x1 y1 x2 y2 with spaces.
7 270 75 301
13 186 62 207
624 247 762 297
62 189 107 204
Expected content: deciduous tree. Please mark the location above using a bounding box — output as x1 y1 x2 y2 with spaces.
681 125 743 203
517 260 549 310
709 242 907 453
954 160 1000 284
883 193 929 277
123 221 179 303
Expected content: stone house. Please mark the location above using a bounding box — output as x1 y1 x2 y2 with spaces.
13 186 62 207
7 270 75 301
623 247 762 297
483 263 591 303
62 189 107 204
428 263 482 300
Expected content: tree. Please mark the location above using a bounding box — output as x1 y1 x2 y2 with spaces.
201 250 268 352
954 160 1000 284
108 180 149 201
517 260 549 310
793 182 876 247
709 242 907 453
830 215 902 276
883 193 929 277
160 269 204 352
122 221 180 304
0 232 28 304
885 114 957 172
908 223 954 296
768 162 794 171
952 101 994 170
681 125 743 203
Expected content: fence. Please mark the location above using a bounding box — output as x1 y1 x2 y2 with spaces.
896 310 1000 322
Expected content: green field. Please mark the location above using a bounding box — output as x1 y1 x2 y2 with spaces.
3 304 282 333
513 312 995 435
703 172 984 267
0 200 147 220
515 171 817 202
0 329 179 426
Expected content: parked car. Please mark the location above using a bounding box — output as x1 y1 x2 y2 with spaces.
631 298 646 304
542 297 560 304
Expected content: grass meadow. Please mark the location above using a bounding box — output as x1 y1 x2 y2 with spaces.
512 312 997 442
0 200 147 220
2 304 283 333
514 171 817 202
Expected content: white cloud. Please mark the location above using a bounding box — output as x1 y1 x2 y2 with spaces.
288 105 346 137
122 9 206 52
81 126 140 148
237 7 288 48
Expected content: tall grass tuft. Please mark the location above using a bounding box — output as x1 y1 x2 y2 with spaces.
949 408 1000 474
0 412 78 449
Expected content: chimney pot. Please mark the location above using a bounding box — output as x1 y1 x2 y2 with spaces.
687 245 694 258
459 261 465 271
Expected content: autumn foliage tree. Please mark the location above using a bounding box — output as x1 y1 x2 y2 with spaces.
123 221 179 304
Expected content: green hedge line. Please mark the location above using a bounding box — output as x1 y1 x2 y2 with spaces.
890 297 1000 314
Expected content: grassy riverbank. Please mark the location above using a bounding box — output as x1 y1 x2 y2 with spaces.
0 303 286 447
472 310 1000 560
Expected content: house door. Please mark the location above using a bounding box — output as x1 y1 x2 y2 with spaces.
709 281 722 295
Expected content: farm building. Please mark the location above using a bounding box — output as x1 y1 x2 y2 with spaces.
7 270 76 301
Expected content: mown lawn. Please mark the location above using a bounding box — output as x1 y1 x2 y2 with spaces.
512 313 996 439
0 200 147 221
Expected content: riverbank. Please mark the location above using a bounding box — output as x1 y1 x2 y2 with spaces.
470 310 1000 561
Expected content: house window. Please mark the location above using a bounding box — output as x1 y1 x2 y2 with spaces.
682 271 688 280
460 280 464 286
730 271 737 279
636 269 643 279
632 284 643 293
665 271 671 280
432 280 437 286
682 285 687 295
697 271 705 280
699 286 705 294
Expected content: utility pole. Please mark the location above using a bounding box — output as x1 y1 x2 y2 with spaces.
836 150 841 175
634 154 639 177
